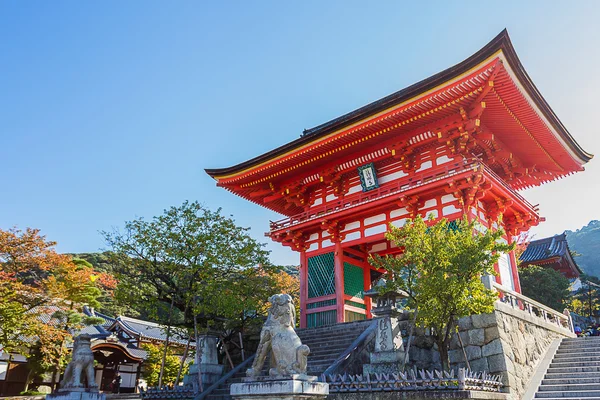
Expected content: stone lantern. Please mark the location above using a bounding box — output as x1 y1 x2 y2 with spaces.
362 278 409 374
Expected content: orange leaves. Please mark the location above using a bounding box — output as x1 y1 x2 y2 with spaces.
94 272 118 291
0 227 68 277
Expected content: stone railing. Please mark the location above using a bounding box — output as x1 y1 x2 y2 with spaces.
482 276 574 334
326 368 502 393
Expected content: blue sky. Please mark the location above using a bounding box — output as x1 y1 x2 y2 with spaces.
1 1 599 266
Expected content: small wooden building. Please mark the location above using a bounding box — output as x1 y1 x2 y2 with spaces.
0 308 192 396
519 233 581 279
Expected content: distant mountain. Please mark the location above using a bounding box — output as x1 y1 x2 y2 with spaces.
565 220 600 278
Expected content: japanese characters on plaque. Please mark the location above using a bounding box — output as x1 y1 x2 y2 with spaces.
358 163 379 192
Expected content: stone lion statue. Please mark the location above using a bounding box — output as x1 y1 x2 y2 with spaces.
247 294 310 379
60 334 98 391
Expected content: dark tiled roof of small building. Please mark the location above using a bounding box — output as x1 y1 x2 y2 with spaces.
113 316 193 347
520 233 569 263
519 233 582 276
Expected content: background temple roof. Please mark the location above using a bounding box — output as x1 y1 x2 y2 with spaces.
519 233 582 275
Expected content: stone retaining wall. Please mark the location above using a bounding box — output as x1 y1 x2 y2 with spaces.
368 302 574 400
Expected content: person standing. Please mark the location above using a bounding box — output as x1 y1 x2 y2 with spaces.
112 373 122 394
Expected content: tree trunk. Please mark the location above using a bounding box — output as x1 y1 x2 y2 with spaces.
193 314 203 393
175 337 191 386
24 368 34 392
403 307 418 369
158 297 175 388
438 338 450 372
457 328 471 370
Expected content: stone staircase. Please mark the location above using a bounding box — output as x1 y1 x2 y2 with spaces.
535 337 600 399
203 320 373 400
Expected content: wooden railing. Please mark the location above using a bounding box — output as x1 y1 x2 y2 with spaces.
268 156 537 233
269 159 476 232
482 276 574 333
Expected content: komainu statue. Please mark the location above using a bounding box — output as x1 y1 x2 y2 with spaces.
246 294 310 379
60 334 98 391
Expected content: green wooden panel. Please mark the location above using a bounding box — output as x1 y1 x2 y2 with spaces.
345 300 366 309
344 310 366 322
343 262 364 299
308 252 335 298
306 299 336 309
307 310 337 328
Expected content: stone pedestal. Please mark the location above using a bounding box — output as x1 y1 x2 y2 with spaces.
230 376 328 400
46 389 105 400
363 279 409 375
183 335 224 391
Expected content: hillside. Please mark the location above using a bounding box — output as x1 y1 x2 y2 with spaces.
565 220 600 278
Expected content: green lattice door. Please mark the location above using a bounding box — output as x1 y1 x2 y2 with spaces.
307 252 335 298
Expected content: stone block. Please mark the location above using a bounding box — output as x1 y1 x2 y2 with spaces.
484 326 500 344
472 313 497 329
369 350 404 364
468 329 485 346
458 316 472 331
482 338 503 357
231 378 328 400
504 355 515 374
453 331 469 346
466 345 482 360
363 362 404 375
487 354 507 373
449 349 464 364
469 357 489 372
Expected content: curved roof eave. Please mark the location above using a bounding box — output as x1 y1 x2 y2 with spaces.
205 29 592 180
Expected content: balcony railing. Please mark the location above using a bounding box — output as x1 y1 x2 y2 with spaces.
482 276 574 333
269 157 536 233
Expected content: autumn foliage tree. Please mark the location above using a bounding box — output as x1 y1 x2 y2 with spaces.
0 227 106 388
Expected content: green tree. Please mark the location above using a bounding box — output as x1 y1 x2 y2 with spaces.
519 265 571 311
140 343 188 387
371 216 513 370
571 274 600 318
103 201 280 387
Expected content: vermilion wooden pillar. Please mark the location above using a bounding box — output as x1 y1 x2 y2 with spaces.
507 236 521 293
334 241 345 323
363 263 372 319
299 250 308 328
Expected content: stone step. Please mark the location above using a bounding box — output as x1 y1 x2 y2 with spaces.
557 345 600 353
543 379 600 386
540 384 600 392
550 360 600 368
303 339 355 346
554 347 600 358
536 398 600 400
301 338 356 347
305 342 353 350
547 366 600 374
551 356 600 363
536 391 600 398
546 372 600 380
560 341 600 349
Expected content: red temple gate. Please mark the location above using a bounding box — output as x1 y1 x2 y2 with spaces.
206 30 592 328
